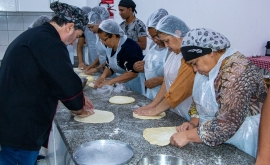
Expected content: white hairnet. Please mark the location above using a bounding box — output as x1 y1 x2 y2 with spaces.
99 19 124 36
28 15 50 29
88 6 109 25
156 15 190 38
81 6 91 14
146 8 168 28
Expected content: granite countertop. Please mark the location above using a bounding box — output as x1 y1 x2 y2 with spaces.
54 78 255 165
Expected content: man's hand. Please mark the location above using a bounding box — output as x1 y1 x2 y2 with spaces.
71 96 95 118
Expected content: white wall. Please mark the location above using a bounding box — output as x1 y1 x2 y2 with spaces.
87 0 270 56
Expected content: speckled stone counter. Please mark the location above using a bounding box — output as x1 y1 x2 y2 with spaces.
54 83 256 165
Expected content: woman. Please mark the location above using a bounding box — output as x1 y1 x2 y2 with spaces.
133 8 169 100
134 15 195 120
77 6 98 68
256 89 270 165
94 19 144 94
82 6 110 74
171 28 267 158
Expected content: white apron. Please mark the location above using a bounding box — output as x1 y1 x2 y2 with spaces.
106 35 144 94
193 48 260 157
143 44 168 100
84 28 97 64
95 34 107 65
164 51 193 120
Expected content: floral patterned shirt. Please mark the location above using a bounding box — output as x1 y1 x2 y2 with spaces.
190 52 267 146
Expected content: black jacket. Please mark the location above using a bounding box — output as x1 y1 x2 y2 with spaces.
0 22 84 150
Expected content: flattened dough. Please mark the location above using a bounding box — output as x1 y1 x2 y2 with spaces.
74 109 114 123
109 96 135 104
86 76 94 82
79 72 91 77
133 112 166 120
143 127 177 146
88 82 95 88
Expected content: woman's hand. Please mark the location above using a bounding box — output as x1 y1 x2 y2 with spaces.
84 68 98 75
133 107 160 116
133 60 145 72
78 62 86 70
100 80 113 86
176 122 196 132
93 77 105 88
170 131 189 148
145 77 162 89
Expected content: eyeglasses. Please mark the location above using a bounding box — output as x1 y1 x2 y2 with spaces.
99 37 109 42
147 34 160 41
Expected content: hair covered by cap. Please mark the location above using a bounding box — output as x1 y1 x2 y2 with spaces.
99 19 125 36
88 6 109 25
50 1 88 31
81 6 92 14
181 28 230 51
181 28 230 61
118 0 137 14
146 8 168 28
28 15 50 29
156 15 189 38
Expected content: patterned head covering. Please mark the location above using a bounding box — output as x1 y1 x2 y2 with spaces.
118 0 137 14
181 28 230 61
156 15 189 38
146 8 168 28
88 6 109 25
99 19 125 36
50 1 89 31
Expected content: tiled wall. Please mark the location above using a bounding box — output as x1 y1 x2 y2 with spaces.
0 12 54 60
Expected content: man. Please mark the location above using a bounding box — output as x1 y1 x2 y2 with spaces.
118 0 147 50
0 2 94 164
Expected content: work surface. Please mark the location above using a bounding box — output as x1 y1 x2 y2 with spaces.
54 83 255 165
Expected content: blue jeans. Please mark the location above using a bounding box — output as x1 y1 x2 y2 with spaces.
0 145 39 165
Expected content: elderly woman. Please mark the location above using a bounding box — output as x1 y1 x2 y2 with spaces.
134 15 195 120
82 6 110 74
94 19 144 94
170 28 267 158
133 8 169 100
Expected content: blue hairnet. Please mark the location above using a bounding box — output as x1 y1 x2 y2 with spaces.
99 19 124 36
146 8 168 28
81 6 91 14
28 15 50 29
156 15 190 38
88 6 109 25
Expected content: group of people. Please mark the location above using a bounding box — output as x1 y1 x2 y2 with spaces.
0 0 269 164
